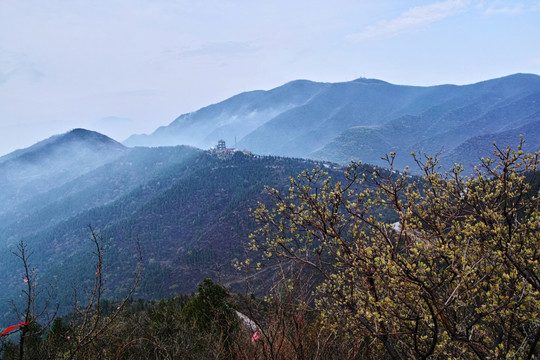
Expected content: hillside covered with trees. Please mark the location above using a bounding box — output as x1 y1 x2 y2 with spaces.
0 131 355 328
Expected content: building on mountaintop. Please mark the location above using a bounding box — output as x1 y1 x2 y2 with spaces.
217 139 226 151
209 139 251 159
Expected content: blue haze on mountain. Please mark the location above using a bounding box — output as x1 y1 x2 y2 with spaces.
0 129 350 324
1 73 540 325
125 73 540 171
0 129 128 215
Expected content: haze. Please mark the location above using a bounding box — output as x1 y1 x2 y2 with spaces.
1 0 539 156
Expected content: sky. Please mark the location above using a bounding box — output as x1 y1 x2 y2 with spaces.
0 0 539 156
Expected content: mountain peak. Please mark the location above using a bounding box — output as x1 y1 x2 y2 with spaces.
352 77 390 85
59 128 125 147
39 128 126 150
0 128 126 165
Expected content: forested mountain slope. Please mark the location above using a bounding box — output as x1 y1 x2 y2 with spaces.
0 131 352 324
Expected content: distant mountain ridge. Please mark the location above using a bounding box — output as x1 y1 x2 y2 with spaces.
125 73 540 171
124 80 327 148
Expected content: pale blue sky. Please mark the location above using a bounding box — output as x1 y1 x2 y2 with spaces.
0 0 539 155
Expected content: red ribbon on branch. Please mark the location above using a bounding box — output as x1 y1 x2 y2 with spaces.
0 322 29 337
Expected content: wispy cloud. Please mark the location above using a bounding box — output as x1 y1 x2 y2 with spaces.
483 5 524 16
347 0 471 42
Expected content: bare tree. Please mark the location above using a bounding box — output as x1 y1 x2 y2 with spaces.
65 225 143 359
10 241 58 360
